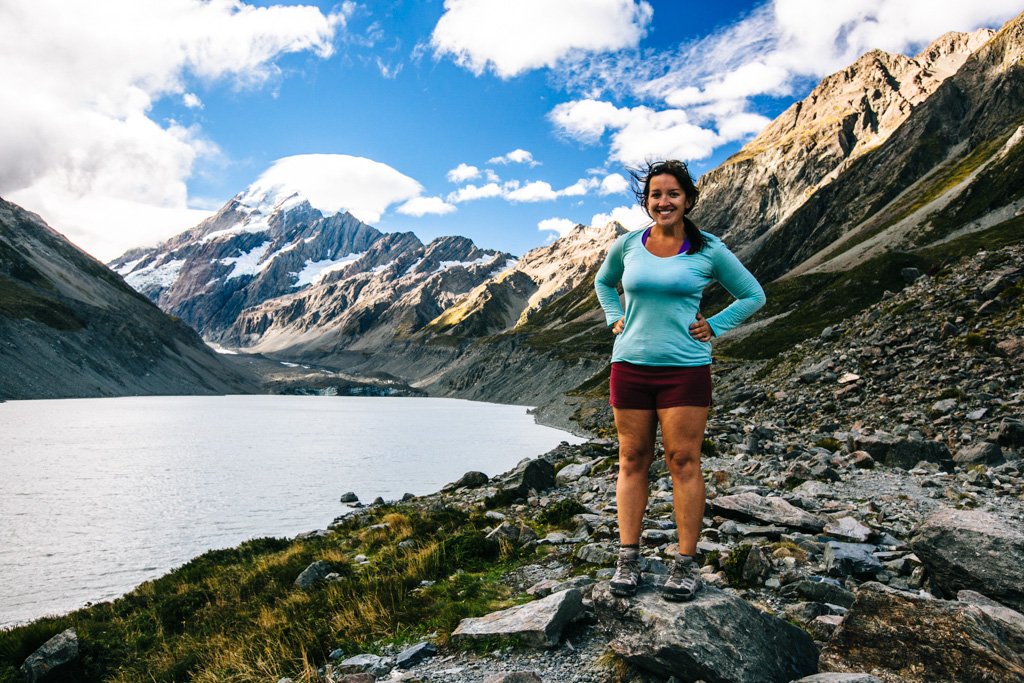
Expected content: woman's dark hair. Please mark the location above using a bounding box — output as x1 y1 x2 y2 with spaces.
629 159 703 254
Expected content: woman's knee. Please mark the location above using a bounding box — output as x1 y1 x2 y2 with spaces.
618 447 653 476
665 449 701 479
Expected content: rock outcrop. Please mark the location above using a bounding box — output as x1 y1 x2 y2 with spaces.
592 582 819 683
819 582 1024 682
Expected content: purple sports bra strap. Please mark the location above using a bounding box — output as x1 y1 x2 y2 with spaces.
642 226 690 254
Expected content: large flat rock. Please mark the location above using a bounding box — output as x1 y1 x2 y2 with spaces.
708 492 825 532
451 588 583 648
592 581 818 683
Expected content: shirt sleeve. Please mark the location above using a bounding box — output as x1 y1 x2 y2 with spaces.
705 242 766 336
594 236 626 326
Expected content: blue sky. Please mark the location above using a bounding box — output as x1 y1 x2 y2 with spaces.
2 0 1022 260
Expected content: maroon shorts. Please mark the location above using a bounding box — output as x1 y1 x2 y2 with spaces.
609 362 712 409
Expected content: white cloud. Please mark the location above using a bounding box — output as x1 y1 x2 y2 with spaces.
375 58 403 79
551 101 722 165
447 163 481 183
506 181 557 202
447 182 505 203
450 177 600 204
487 149 540 166
537 217 578 237
182 92 203 109
717 112 773 142
397 195 457 217
431 0 653 78
559 178 600 197
0 0 349 259
549 99 635 142
599 173 629 195
591 204 649 231
241 154 423 225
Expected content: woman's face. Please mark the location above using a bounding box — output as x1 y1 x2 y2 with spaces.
646 173 691 229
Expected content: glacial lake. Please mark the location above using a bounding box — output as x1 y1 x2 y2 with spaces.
0 395 584 627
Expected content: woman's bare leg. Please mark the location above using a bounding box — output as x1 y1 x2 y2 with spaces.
657 405 709 555
613 407 657 544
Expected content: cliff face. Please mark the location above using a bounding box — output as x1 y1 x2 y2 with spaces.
0 198 257 400
692 29 994 256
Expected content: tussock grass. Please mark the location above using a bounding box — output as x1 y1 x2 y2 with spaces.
0 505 533 682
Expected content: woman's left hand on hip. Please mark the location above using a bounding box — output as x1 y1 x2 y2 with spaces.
689 312 713 342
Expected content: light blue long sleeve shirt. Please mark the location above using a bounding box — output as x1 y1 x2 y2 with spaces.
594 229 765 367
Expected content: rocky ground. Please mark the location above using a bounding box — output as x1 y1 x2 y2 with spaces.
292 242 1024 683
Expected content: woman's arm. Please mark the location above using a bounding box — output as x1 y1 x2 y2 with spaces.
705 243 766 337
595 237 626 326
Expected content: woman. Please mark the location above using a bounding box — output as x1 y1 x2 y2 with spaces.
594 160 765 600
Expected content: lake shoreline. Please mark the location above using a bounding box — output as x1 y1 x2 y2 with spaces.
0 395 584 629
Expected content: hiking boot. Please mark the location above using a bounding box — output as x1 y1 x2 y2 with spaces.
662 555 702 601
609 548 641 596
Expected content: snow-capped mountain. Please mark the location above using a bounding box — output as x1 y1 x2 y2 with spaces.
224 233 517 353
110 181 513 346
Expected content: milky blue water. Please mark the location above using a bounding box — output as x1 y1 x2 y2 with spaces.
0 395 583 627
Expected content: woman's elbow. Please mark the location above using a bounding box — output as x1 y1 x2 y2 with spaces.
753 286 766 310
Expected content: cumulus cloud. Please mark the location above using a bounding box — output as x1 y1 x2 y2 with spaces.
551 0 1019 168
592 204 649 231
599 173 629 195
537 217 578 238
487 149 540 166
431 0 652 78
397 195 457 217
506 181 557 202
447 163 481 183
242 154 423 225
551 101 723 166
447 182 505 203
182 92 203 109
449 177 601 204
0 0 349 259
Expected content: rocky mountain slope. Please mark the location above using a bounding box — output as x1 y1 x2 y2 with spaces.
743 14 1024 282
691 28 994 257
0 198 257 400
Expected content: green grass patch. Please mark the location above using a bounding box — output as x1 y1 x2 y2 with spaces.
0 505 532 682
536 499 588 529
722 544 752 587
814 437 842 452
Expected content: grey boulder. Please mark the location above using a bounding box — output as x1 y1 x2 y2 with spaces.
592 581 818 682
909 508 1024 611
953 441 1004 466
294 560 335 590
20 628 79 683
853 434 952 470
451 588 584 648
824 542 883 579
